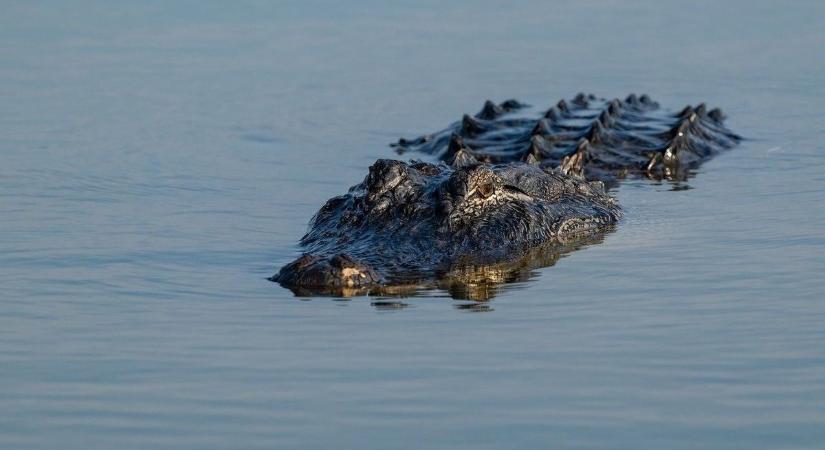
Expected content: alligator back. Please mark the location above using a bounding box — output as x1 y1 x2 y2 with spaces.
392 93 740 184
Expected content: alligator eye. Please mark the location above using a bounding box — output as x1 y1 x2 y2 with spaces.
477 182 495 198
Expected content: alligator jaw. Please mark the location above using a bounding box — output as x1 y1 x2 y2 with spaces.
273 253 382 290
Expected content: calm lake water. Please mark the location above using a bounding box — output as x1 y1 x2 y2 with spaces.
2 1 824 449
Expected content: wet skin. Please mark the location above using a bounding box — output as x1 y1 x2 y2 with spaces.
274 93 739 298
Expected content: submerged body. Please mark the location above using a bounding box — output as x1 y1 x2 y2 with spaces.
274 93 739 297
273 160 620 296
393 93 740 184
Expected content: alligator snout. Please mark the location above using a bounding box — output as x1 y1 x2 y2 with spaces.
272 253 381 289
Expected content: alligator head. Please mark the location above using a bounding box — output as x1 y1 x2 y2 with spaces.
272 159 620 298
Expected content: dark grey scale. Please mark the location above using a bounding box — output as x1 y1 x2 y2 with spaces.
606 98 658 125
520 135 556 164
544 107 563 121
475 100 506 120
555 139 591 177
449 149 480 168
563 136 637 181
638 94 658 108
598 110 618 129
391 99 528 154
580 102 625 143
475 99 527 120
643 113 740 176
571 92 590 108
444 134 479 168
654 117 692 141
622 94 656 111
499 99 527 111
447 135 515 165
530 119 554 137
707 108 725 122
607 99 623 116
691 115 740 149
583 120 608 145
461 114 490 136
656 110 729 149
674 105 695 118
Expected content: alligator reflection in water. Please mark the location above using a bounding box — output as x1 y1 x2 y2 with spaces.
439 231 612 302
277 216 615 303
283 230 611 304
273 93 738 302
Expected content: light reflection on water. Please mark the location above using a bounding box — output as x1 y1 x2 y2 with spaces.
1 1 824 449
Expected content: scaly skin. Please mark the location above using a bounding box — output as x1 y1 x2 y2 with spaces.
272 159 620 296
392 93 740 185
273 93 740 299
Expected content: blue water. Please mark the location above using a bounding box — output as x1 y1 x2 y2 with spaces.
2 1 824 449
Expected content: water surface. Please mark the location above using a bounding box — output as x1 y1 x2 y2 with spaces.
2 1 824 449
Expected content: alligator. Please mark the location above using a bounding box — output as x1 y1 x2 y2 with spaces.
272 94 739 299
392 93 740 185
272 159 620 298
